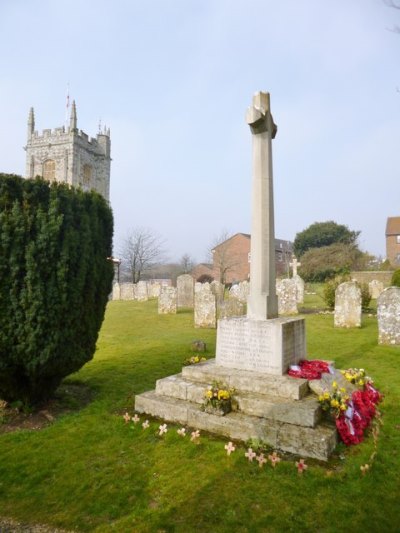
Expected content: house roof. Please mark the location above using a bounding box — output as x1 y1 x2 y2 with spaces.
386 217 400 236
212 232 292 252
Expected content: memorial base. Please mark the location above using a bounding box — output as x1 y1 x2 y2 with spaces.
135 359 338 461
216 316 306 375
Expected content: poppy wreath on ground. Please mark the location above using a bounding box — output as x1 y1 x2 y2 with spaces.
288 360 382 446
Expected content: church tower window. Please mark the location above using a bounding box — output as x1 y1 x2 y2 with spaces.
43 160 56 182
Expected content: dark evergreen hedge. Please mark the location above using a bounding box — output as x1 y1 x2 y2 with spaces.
0 174 114 404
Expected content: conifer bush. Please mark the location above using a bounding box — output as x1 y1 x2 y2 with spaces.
0 174 114 404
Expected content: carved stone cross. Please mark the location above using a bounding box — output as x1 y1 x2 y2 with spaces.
289 257 301 277
246 92 278 320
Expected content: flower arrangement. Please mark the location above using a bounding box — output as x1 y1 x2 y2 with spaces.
203 381 234 415
184 355 207 365
340 368 371 388
318 381 349 418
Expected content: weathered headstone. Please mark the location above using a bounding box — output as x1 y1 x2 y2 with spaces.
218 298 245 318
136 281 148 302
210 280 225 302
276 279 298 315
149 282 161 299
177 274 194 308
112 282 121 301
158 286 177 314
194 282 216 328
334 281 361 328
229 280 249 303
120 282 135 300
377 287 400 345
293 274 305 304
369 280 384 299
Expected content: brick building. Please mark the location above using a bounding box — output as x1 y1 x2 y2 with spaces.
386 217 400 266
192 233 293 284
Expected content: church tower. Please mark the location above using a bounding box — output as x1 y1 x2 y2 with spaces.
24 102 111 202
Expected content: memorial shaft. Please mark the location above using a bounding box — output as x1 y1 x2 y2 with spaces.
246 92 278 320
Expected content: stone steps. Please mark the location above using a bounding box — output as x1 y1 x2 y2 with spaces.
155 373 320 428
135 358 338 461
181 359 309 400
135 390 337 461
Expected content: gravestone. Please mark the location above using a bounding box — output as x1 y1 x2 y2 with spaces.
210 280 225 302
136 281 148 302
120 282 135 300
369 280 384 299
293 274 305 304
194 282 216 328
377 287 400 345
218 298 245 319
289 257 301 277
276 279 298 315
112 282 121 301
149 282 161 299
177 274 194 308
229 280 250 303
334 281 361 328
158 286 177 314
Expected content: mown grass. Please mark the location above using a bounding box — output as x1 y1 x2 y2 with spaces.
0 299 399 532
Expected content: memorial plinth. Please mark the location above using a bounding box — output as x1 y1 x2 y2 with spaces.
216 316 305 375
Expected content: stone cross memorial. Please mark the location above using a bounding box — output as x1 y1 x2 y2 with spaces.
216 92 305 375
135 92 336 461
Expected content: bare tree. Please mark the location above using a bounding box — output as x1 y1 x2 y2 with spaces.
180 253 195 274
384 0 400 32
209 230 239 285
120 227 166 283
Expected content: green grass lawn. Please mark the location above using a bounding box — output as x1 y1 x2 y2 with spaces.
1 300 399 532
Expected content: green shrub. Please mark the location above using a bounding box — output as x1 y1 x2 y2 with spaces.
323 276 371 310
391 269 400 287
0 174 114 404
360 283 372 310
322 274 350 309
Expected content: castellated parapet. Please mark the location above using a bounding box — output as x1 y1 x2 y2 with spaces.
24 102 111 202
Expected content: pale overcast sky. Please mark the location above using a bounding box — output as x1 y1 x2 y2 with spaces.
1 0 399 263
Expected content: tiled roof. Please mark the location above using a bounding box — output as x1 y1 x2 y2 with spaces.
386 217 400 235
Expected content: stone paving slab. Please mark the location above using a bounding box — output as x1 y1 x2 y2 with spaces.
135 390 337 461
182 359 309 400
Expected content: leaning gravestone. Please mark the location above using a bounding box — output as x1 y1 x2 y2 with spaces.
276 279 298 315
334 281 361 328
158 286 177 314
120 282 135 300
369 280 384 300
377 287 400 345
194 282 216 328
177 274 194 308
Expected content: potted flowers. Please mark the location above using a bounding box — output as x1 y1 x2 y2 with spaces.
203 381 234 416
